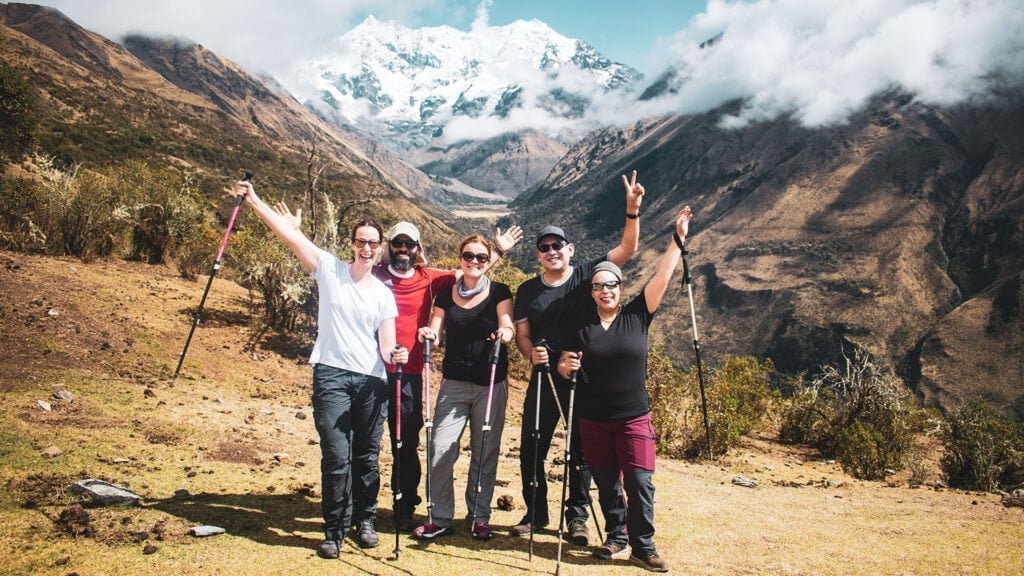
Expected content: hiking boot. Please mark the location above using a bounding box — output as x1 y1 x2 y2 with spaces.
471 521 494 541
411 523 453 540
631 551 670 572
567 518 590 546
355 518 378 548
509 515 546 537
592 541 629 560
316 539 340 559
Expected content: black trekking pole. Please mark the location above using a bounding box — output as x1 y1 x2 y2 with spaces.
678 234 713 458
392 347 404 559
423 337 435 527
528 339 546 561
470 339 502 535
172 172 252 382
554 358 580 576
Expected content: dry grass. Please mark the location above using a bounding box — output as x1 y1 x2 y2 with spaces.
1 250 1022 576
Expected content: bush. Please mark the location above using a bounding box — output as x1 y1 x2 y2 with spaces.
104 161 211 264
941 401 1024 491
32 157 131 260
836 421 901 480
0 64 39 162
0 176 46 251
779 350 924 480
229 221 311 333
649 353 777 458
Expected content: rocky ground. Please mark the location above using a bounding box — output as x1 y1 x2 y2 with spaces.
1 250 1021 576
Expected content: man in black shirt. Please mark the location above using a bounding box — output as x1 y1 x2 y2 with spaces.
510 171 646 545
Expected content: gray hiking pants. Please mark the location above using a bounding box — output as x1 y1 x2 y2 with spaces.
428 377 507 527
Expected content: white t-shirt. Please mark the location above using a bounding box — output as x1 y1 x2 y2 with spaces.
309 252 398 379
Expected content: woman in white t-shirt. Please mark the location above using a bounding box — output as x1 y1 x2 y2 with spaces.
232 181 408 559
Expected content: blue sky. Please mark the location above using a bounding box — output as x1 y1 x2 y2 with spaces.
410 0 708 72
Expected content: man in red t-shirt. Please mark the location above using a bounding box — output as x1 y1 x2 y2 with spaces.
374 221 522 530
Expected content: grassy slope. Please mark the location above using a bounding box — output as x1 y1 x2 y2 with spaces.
0 249 1021 576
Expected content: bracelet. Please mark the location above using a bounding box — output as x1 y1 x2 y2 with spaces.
626 212 639 219
494 246 505 257
673 232 686 252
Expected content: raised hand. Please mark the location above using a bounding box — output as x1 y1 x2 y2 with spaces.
621 170 645 214
226 180 254 200
675 206 692 241
273 202 302 230
494 224 524 254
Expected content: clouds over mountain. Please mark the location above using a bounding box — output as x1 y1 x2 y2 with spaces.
643 0 1024 127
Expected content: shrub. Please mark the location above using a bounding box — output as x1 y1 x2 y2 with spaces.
941 401 1024 491
836 421 901 480
104 161 211 264
33 157 131 260
0 176 46 251
648 353 777 458
229 221 311 333
778 350 924 480
0 64 39 162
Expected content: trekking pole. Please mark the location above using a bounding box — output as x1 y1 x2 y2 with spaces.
679 237 713 459
528 339 546 561
392 347 404 559
554 359 579 576
541 355 603 544
172 172 252 382
471 339 502 533
423 337 435 526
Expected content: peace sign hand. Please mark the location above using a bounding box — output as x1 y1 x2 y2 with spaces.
622 170 645 214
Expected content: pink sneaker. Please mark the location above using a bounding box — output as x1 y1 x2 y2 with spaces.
471 521 494 541
412 523 452 540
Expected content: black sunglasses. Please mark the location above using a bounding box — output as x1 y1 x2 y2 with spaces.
352 238 381 249
537 240 567 253
591 280 621 292
461 251 490 263
390 239 419 249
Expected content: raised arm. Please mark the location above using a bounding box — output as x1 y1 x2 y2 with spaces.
643 207 692 314
491 225 523 265
608 170 645 266
230 181 322 272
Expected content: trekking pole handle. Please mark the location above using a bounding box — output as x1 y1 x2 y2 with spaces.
489 338 502 364
533 338 549 372
235 172 253 205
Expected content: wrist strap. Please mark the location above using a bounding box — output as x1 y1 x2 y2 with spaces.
626 212 639 219
673 232 687 252
494 246 505 257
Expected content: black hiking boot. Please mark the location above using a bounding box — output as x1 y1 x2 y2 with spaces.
355 517 379 548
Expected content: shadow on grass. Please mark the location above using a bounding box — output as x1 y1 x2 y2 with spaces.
150 491 610 573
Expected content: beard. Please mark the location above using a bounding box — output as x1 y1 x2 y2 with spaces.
390 249 414 271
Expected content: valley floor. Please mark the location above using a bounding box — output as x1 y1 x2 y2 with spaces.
0 251 1021 576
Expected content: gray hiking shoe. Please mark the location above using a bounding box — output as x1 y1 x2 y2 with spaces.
567 518 589 546
355 518 379 548
316 539 340 559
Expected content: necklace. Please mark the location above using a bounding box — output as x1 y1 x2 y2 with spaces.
457 276 490 298
598 307 619 323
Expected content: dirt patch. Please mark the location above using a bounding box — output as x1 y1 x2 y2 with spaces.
16 397 114 429
7 472 86 508
207 440 264 465
56 504 95 537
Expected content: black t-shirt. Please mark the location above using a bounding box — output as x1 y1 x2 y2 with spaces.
434 281 512 386
513 255 608 357
565 290 655 421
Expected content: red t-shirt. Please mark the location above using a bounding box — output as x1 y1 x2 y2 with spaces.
373 264 457 374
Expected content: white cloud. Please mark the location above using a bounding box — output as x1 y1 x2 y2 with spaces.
646 0 1024 128
33 0 442 76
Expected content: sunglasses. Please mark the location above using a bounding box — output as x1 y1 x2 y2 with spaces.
352 238 381 249
591 280 621 292
461 251 491 264
390 239 419 249
537 240 567 253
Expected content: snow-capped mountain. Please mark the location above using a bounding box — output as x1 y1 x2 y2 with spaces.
296 15 642 152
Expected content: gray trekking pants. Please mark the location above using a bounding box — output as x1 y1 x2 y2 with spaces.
428 377 507 527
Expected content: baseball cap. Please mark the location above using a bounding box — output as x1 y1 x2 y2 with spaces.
388 221 421 243
536 225 569 246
